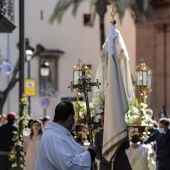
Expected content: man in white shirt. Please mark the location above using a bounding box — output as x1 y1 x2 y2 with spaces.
35 101 96 170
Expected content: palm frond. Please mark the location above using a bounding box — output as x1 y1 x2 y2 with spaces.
49 0 84 24
115 0 132 20
130 0 153 23
140 0 153 20
72 0 84 16
49 0 74 23
113 0 153 23
130 3 143 23
95 0 107 16
90 4 96 26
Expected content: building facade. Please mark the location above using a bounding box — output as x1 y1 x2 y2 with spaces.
0 0 136 118
136 0 170 119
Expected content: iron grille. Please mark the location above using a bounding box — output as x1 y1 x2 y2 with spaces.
0 0 14 23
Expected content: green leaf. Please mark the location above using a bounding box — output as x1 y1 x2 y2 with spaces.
49 0 84 24
115 0 132 20
72 0 84 16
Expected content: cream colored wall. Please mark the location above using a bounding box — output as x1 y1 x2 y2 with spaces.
0 1 136 118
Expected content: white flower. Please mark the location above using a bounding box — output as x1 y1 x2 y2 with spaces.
94 115 101 122
20 164 24 168
12 163 17 168
20 151 25 156
125 100 154 126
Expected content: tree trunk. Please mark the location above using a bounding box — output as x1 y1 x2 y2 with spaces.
0 58 19 114
99 14 105 49
95 0 107 49
0 93 6 114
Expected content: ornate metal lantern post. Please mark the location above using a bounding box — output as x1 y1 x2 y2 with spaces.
69 65 100 143
135 59 152 126
69 65 100 170
135 59 152 104
72 60 92 124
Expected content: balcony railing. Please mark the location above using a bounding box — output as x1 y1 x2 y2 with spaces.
0 0 15 32
0 0 14 22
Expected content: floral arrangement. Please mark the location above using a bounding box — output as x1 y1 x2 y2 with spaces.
92 93 105 116
125 99 154 127
74 94 154 130
72 100 103 129
73 101 101 122
10 96 31 170
73 101 86 120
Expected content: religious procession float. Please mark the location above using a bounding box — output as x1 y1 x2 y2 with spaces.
69 3 155 147
9 2 155 170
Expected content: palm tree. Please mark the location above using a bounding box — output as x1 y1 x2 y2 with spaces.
49 0 153 49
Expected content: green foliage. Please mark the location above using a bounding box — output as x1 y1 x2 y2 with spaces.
50 0 153 24
114 0 132 19
73 100 102 130
130 0 153 23
125 99 154 126
114 0 153 23
10 97 31 170
49 0 84 23
125 99 141 125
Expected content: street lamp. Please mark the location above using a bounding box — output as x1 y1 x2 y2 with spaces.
40 61 50 116
25 49 33 114
26 49 33 79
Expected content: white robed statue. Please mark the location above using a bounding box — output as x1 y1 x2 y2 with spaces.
92 13 134 162
92 31 135 105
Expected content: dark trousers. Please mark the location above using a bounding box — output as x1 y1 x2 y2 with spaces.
99 161 111 170
0 155 12 170
156 156 170 170
157 161 170 170
114 156 132 170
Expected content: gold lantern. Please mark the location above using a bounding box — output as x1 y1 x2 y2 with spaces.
135 59 152 104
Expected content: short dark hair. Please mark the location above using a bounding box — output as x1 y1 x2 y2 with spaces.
28 119 33 128
53 101 75 122
40 116 50 123
131 135 140 143
159 118 169 126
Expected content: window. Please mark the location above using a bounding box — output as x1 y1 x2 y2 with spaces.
83 14 91 26
39 55 59 97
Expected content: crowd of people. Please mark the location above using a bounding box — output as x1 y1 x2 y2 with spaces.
0 101 170 170
0 112 17 170
0 113 50 170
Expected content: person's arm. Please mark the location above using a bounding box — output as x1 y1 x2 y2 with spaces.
47 136 91 170
144 131 156 144
122 139 130 149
